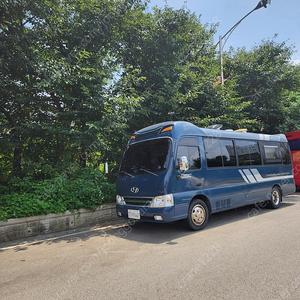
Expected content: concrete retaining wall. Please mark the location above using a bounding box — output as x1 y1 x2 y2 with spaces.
0 204 117 243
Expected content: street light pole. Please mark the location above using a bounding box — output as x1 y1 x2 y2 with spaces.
219 35 224 85
217 0 271 84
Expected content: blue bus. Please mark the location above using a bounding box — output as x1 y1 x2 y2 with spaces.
116 121 295 230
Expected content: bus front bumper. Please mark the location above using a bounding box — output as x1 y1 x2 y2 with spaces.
116 204 175 223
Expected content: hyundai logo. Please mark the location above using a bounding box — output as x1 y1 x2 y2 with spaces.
130 187 139 193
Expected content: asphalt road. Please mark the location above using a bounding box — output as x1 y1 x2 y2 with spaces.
1 194 300 300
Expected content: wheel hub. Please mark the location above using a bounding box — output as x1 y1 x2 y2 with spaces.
192 204 205 226
272 190 280 206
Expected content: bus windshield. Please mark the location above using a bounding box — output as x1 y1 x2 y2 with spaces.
120 138 171 175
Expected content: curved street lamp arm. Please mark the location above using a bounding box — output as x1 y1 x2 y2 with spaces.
214 0 270 85
222 8 256 41
215 0 270 48
215 7 256 48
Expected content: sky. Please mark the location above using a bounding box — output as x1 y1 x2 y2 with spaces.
148 0 300 63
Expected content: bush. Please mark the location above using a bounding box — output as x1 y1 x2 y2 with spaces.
0 168 116 221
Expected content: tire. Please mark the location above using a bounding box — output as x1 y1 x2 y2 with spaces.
267 186 282 209
187 199 209 231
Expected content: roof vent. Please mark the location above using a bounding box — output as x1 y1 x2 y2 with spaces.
206 124 223 130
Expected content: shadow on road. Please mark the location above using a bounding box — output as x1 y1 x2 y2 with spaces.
0 199 296 251
104 201 295 245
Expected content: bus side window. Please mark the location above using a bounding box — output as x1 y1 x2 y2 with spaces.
204 138 236 167
249 141 262 165
236 140 251 166
280 142 292 165
176 138 201 170
288 139 300 151
262 143 281 165
220 139 237 166
204 138 222 168
236 140 261 166
176 146 201 170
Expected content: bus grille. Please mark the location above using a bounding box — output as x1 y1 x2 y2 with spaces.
124 197 152 206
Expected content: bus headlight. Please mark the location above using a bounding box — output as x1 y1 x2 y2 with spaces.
116 195 126 205
150 194 174 208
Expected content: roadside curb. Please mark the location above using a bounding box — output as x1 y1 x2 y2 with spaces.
0 204 117 243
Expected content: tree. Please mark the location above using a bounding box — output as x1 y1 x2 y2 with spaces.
1 0 299 184
0 0 146 180
113 4 261 134
223 37 300 133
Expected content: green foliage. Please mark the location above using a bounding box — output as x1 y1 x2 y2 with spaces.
277 90 300 133
223 38 300 133
1 1 300 220
0 0 147 179
0 168 116 221
115 5 220 132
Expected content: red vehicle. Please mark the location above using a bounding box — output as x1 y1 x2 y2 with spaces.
285 131 300 187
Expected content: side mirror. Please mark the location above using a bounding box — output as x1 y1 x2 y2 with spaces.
179 156 189 171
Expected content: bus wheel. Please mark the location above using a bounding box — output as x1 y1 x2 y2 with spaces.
187 199 209 231
267 186 282 209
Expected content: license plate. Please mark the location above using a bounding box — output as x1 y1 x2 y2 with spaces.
128 209 140 220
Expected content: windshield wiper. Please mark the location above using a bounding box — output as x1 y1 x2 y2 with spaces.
119 171 135 178
139 168 158 177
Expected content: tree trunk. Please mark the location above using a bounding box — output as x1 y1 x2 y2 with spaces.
55 139 64 165
80 143 86 168
12 146 22 177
